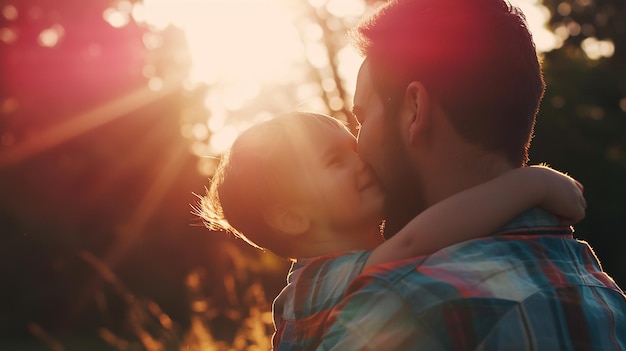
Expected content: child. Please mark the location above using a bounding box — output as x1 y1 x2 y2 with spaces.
199 112 585 350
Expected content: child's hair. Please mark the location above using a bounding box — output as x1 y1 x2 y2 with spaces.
199 112 352 260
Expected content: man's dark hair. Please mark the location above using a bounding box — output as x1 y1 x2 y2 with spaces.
350 0 545 166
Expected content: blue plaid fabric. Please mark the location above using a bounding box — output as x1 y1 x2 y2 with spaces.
272 251 371 351
316 209 626 350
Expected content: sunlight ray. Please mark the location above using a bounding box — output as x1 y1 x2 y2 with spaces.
104 138 189 268
66 137 190 326
82 119 175 203
0 78 182 168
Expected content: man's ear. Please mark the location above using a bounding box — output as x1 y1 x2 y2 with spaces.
404 81 431 145
263 205 311 236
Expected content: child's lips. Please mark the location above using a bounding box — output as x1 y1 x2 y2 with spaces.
359 176 378 192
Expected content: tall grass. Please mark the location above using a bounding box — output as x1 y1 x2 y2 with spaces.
30 250 275 351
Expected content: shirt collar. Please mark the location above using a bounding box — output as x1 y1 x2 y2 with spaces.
497 208 573 236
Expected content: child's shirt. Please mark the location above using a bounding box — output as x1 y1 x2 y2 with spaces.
272 250 371 351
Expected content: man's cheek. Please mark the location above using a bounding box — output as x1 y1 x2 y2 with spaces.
356 130 372 160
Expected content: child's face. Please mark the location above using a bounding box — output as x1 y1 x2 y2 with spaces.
299 125 385 237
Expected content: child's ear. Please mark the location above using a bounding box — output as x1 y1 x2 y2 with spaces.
263 205 311 236
405 81 431 145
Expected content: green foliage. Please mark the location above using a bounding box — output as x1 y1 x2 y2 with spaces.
531 0 626 284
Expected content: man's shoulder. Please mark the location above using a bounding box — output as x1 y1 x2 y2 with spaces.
349 235 579 304
345 245 478 309
351 232 623 304
328 234 626 350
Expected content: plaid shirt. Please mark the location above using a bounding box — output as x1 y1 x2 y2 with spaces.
316 209 626 350
272 251 371 351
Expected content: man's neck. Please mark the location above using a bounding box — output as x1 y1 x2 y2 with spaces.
382 148 515 238
420 149 515 209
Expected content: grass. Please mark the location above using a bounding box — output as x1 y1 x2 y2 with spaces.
29 250 275 351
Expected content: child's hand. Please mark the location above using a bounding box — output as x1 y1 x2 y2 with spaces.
530 165 586 226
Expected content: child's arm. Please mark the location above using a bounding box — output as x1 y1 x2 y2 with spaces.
365 165 586 268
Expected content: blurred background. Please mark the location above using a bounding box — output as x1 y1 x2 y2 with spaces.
0 0 624 349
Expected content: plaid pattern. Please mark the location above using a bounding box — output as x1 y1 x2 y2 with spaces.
316 209 626 350
272 250 371 351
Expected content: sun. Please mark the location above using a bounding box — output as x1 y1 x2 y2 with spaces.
138 0 303 87
131 0 316 158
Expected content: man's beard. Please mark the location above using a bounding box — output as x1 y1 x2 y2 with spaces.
380 129 425 239
382 176 423 239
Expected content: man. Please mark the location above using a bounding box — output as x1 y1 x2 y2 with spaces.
317 0 626 349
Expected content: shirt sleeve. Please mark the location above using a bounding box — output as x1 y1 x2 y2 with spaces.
273 251 372 350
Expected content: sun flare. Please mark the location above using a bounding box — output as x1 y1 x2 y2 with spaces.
133 0 321 157
139 0 303 87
